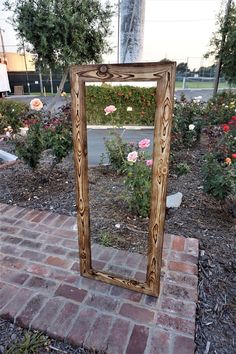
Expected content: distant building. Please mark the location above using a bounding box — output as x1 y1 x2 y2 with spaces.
0 52 35 72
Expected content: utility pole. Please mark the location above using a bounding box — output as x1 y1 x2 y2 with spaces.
213 0 232 97
22 41 31 94
117 0 120 63
0 27 7 65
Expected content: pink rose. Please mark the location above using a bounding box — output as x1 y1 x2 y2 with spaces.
146 159 153 167
30 98 43 111
127 151 138 163
139 138 150 149
104 105 117 115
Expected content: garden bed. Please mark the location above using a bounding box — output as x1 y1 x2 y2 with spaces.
0 140 235 353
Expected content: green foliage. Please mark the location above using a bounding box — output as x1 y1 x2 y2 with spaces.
0 100 28 134
5 0 113 70
202 116 236 200
172 95 205 148
86 85 156 125
206 1 236 84
125 160 152 218
104 131 134 173
5 331 46 354
204 91 236 124
15 122 44 169
175 162 191 176
16 106 72 170
202 153 235 200
99 231 112 247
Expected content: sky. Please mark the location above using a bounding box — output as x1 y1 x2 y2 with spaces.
0 0 224 70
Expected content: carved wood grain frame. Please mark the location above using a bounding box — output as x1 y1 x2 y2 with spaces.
70 62 176 297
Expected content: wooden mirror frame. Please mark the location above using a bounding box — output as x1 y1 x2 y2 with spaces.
70 61 176 297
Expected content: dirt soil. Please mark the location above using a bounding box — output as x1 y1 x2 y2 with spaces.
0 139 236 354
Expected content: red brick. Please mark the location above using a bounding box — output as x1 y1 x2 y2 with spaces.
0 204 13 214
0 224 20 234
61 217 76 230
85 293 118 312
55 284 87 303
172 236 185 252
30 211 48 223
21 250 46 262
1 256 25 270
161 297 196 318
43 245 67 256
62 239 78 249
31 298 64 331
80 276 111 293
163 233 172 249
49 268 77 284
49 214 69 227
173 335 196 354
67 307 98 345
7 272 30 285
85 314 113 351
1 235 22 244
19 239 42 249
67 250 79 259
0 288 34 320
21 209 40 221
52 229 76 239
1 244 21 256
18 229 40 239
14 219 38 230
105 264 133 278
38 234 63 244
169 261 198 275
163 283 197 302
120 303 154 324
41 212 60 225
110 285 142 302
0 216 16 225
92 259 106 270
48 302 79 340
137 255 147 272
112 250 129 266
126 325 149 354
14 207 30 219
185 238 199 257
25 276 56 291
143 294 158 307
71 262 80 272
0 283 19 309
107 318 130 354
156 312 195 336
16 294 47 328
147 328 171 354
135 271 146 282
170 251 198 265
166 271 198 288
46 256 71 269
34 223 55 234
98 248 117 262
25 263 51 277
125 253 143 268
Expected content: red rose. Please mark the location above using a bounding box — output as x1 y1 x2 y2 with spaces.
232 153 236 159
223 124 230 132
231 116 236 120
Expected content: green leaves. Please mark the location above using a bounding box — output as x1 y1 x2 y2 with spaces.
6 0 114 70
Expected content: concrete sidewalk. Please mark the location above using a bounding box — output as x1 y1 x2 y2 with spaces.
0 203 199 353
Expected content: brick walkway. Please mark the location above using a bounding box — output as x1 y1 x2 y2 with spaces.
0 203 199 354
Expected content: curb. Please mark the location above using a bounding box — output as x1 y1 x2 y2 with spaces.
87 125 154 130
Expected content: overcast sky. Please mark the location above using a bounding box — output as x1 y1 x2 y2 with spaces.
0 0 224 69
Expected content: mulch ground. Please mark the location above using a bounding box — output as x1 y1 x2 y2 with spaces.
0 139 236 354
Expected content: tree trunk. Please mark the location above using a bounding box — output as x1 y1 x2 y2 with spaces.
47 66 69 112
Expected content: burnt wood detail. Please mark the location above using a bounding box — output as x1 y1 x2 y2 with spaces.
70 61 176 296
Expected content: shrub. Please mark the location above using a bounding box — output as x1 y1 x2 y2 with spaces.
175 162 191 176
0 100 28 134
124 138 152 217
15 100 73 172
202 116 236 200
204 91 236 125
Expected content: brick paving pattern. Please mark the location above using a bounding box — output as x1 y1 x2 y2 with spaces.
0 203 199 354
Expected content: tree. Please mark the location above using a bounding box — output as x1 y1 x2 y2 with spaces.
5 0 113 106
176 62 189 75
206 0 236 86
